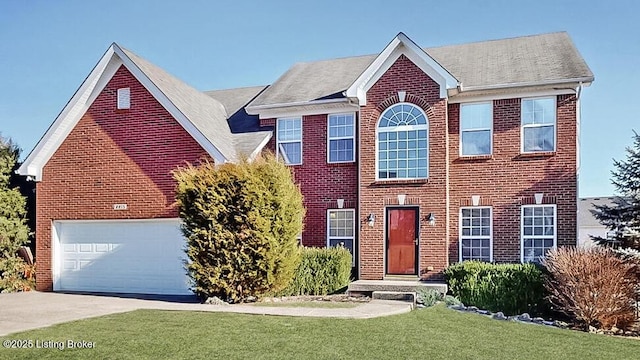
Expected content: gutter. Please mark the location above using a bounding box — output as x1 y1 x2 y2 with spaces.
459 77 594 92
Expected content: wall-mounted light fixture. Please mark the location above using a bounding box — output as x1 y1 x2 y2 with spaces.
426 213 436 226
367 213 376 227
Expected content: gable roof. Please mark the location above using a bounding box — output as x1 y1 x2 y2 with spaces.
18 45 274 180
250 32 594 108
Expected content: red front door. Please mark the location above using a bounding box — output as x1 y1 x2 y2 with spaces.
386 208 418 275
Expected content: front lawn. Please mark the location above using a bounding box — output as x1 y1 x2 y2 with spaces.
252 301 359 309
1 305 638 359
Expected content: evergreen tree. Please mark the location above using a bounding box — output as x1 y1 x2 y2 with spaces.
0 135 32 292
593 131 640 249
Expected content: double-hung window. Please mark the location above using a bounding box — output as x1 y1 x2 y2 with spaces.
277 117 302 165
460 102 492 156
327 209 355 265
460 207 492 261
521 205 556 263
521 97 556 152
328 113 355 163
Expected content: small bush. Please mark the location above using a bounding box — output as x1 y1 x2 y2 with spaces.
279 246 352 296
544 247 638 330
174 154 304 302
417 288 443 307
443 295 462 306
444 261 546 315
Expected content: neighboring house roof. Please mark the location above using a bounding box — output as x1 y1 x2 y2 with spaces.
250 31 594 107
578 197 616 228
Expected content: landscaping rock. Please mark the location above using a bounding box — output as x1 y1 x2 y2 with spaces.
589 326 598 333
416 304 426 309
517 313 531 322
449 304 466 311
205 296 228 305
532 317 544 324
246 296 257 303
553 320 568 328
477 309 490 315
492 312 507 320
542 321 555 326
467 306 479 312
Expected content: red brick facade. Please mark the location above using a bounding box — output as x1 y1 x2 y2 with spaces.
260 55 577 280
261 115 358 248
34 51 579 290
35 65 209 291
359 55 449 280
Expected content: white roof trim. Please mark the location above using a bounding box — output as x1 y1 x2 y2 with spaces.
249 101 359 120
345 32 459 105
248 133 273 162
18 44 226 180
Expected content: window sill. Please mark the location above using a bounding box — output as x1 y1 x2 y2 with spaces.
327 161 356 166
371 179 429 186
456 155 493 161
516 151 556 159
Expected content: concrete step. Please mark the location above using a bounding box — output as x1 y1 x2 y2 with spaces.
372 290 416 303
347 280 447 295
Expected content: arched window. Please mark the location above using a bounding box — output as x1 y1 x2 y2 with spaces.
377 103 428 180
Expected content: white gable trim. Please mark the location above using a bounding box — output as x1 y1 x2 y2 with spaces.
18 44 226 181
345 33 458 105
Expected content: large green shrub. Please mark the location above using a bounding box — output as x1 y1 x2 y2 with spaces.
174 154 304 302
279 246 352 296
444 261 547 315
0 137 32 293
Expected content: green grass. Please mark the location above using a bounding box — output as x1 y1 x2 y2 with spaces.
1 305 638 360
252 301 359 308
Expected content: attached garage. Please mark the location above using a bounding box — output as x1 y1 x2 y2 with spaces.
53 219 191 295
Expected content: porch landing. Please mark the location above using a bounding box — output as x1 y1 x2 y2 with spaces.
347 280 447 297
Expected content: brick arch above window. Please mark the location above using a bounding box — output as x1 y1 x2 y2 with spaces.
375 93 435 119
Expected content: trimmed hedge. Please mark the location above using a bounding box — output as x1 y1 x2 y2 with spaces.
444 261 547 316
279 246 352 296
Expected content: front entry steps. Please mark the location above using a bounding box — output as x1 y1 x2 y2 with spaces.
348 280 448 308
371 291 417 308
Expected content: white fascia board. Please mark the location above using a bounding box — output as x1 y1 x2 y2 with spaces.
449 87 578 104
112 45 227 164
345 32 459 105
17 45 119 181
250 101 359 120
247 133 273 162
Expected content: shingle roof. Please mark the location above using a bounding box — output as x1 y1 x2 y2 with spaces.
251 32 593 107
122 47 239 161
205 86 272 158
578 197 617 228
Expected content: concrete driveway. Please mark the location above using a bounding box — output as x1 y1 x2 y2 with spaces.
0 291 412 336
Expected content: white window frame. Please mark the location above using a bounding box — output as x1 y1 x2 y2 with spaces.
375 103 429 181
459 207 493 262
327 209 356 265
327 113 356 163
460 102 493 156
521 97 556 153
520 204 557 263
276 117 302 165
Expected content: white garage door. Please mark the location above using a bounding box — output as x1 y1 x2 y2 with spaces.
54 219 191 295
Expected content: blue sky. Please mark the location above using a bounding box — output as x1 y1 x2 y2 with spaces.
0 0 637 197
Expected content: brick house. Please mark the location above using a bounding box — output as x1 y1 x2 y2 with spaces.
18 32 593 294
